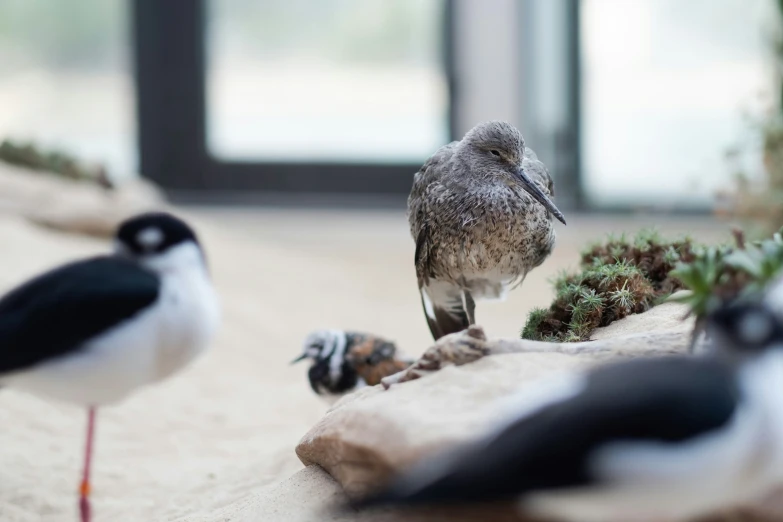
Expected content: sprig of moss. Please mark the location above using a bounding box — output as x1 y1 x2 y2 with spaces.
523 230 694 342
521 307 549 340
524 227 783 344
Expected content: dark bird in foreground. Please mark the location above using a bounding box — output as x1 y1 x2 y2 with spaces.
0 212 219 522
408 121 566 340
352 300 783 521
293 330 412 404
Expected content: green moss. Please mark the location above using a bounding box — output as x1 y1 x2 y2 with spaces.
663 246 680 265
522 230 695 342
609 282 636 314
521 307 550 340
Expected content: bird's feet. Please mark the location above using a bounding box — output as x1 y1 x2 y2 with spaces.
381 325 490 388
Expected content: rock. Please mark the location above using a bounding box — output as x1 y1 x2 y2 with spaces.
297 351 589 498
380 324 492 387
590 293 693 340
382 301 694 387
228 465 532 522
0 162 166 238
219 465 350 522
295 302 783 520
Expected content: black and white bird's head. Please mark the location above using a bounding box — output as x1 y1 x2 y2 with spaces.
292 330 410 400
292 330 358 398
114 212 206 274
705 301 783 363
293 330 343 365
457 121 565 225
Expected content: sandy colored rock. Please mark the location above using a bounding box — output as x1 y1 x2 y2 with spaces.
224 465 538 522
0 162 166 237
296 301 783 521
381 301 694 387
299 351 592 498
590 293 694 340
228 466 783 522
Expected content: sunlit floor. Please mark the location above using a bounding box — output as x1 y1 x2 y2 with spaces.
0 208 731 521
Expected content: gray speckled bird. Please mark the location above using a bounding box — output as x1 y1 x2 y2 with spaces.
408 121 566 340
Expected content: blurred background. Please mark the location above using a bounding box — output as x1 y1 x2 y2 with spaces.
1 0 779 210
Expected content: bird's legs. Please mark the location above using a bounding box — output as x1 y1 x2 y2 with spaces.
79 407 96 522
462 290 476 325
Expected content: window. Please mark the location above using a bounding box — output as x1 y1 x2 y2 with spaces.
206 0 448 164
0 0 135 179
580 0 774 207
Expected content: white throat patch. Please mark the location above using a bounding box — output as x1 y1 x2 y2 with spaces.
140 241 205 274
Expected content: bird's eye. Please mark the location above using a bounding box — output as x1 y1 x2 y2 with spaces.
490 150 501 157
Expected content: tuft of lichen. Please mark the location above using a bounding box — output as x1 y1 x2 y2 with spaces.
522 229 695 342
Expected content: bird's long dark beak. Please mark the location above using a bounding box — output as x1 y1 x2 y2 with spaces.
291 354 308 364
515 168 566 225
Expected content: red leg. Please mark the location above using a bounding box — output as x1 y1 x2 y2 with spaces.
79 407 96 522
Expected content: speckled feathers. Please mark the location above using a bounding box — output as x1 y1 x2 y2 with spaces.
408 121 559 339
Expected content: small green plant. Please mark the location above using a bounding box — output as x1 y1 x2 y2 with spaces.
520 307 549 341
525 224 783 344
672 228 783 329
522 229 696 342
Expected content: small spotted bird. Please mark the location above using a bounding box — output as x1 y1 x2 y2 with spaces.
292 330 412 402
408 121 566 340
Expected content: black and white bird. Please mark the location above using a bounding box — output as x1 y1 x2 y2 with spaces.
293 330 412 404
353 301 783 521
0 212 219 522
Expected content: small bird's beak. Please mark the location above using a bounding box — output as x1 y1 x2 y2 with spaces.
291 354 308 364
515 168 567 225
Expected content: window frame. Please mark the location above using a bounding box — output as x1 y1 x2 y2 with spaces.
132 0 457 201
